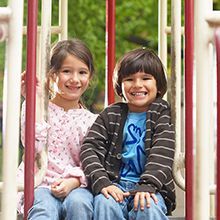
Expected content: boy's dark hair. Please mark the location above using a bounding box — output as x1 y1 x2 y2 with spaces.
113 48 167 98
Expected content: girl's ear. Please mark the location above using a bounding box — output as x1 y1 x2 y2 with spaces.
50 72 57 82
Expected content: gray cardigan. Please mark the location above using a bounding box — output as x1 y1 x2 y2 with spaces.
80 98 176 213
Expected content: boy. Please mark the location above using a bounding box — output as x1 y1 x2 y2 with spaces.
80 48 176 220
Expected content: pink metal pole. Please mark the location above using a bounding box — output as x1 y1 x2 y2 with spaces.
185 0 194 219
215 27 220 220
24 0 38 219
106 0 115 105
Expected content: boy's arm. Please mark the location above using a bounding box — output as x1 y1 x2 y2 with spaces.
133 101 175 193
80 111 112 194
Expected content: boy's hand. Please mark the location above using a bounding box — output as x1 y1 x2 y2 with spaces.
101 185 124 203
51 178 80 199
123 191 158 211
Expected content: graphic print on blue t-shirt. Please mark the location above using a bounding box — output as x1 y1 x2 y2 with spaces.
120 112 147 183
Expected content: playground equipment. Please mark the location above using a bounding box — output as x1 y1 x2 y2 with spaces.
0 0 220 220
0 0 67 219
0 1 23 220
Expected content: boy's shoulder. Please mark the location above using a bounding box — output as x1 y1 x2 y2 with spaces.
103 102 128 113
149 98 170 112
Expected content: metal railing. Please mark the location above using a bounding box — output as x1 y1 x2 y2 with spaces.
0 0 68 219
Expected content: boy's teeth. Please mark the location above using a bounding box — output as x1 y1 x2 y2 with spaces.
132 92 146 96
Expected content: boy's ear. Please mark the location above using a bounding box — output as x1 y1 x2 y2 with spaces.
157 90 161 97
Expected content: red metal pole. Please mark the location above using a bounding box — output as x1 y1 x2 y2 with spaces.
106 0 115 105
24 0 38 219
215 27 220 220
185 0 194 219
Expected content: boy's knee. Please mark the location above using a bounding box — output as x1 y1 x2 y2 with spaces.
129 201 168 220
94 194 117 209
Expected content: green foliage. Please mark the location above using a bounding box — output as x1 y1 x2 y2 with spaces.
67 1 159 110
0 0 7 6
67 0 106 110
2 0 220 110
0 147 2 180
0 43 5 75
214 0 220 9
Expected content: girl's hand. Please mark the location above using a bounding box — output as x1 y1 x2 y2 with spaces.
101 185 124 203
21 71 26 97
123 191 158 211
21 71 41 98
51 177 80 199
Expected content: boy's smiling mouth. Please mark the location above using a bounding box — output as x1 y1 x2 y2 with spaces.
130 92 147 96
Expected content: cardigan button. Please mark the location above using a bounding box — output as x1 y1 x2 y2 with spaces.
116 153 122 159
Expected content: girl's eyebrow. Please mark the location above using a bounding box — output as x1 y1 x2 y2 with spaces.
79 67 89 71
60 66 89 71
60 65 72 69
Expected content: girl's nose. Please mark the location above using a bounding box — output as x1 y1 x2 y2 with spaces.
70 72 79 82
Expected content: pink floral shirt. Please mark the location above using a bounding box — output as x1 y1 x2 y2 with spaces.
17 101 97 213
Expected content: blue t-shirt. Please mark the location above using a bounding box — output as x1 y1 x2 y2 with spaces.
120 112 147 183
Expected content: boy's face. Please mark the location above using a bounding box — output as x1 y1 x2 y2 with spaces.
121 72 157 112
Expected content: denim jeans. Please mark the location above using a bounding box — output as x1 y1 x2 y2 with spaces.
68 181 168 220
94 180 168 220
28 187 93 220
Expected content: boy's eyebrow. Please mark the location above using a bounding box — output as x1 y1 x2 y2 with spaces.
143 73 154 77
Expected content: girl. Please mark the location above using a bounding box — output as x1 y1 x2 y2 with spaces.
17 39 97 220
80 48 176 220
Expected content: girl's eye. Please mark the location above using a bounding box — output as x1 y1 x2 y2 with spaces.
79 71 88 75
62 69 71 74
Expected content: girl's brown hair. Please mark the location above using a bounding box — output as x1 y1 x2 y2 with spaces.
46 38 94 95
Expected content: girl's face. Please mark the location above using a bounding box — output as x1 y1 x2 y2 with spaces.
53 54 90 105
121 72 157 112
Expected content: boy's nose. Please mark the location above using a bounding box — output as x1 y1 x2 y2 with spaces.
134 79 143 87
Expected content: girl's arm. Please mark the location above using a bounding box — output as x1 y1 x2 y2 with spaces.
62 114 98 187
61 165 87 187
20 101 50 154
51 177 80 198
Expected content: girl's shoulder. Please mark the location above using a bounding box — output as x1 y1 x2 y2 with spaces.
80 108 98 121
48 101 97 120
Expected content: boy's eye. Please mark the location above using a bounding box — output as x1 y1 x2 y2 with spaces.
124 78 133 81
143 77 152 80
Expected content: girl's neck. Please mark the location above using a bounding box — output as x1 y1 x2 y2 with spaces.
51 95 80 111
